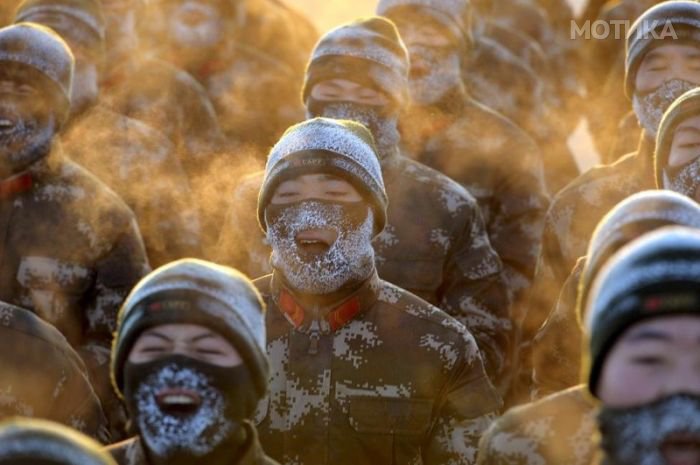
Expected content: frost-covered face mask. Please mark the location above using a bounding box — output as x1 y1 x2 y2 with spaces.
266 200 375 294
169 0 223 49
663 157 700 202
407 44 462 105
0 98 55 178
633 79 698 139
123 356 257 465
597 394 700 465
307 99 399 160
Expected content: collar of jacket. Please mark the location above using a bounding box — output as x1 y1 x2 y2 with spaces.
269 271 380 333
0 171 33 199
236 421 270 465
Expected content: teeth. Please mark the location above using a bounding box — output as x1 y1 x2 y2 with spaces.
0 119 14 129
161 395 197 405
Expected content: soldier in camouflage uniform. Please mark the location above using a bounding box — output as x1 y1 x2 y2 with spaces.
217 17 512 389
0 22 149 428
532 190 700 396
107 259 277 465
476 191 700 465
517 0 700 403
376 0 549 301
14 0 203 267
0 418 118 465
583 227 700 465
252 117 501 464
0 301 108 441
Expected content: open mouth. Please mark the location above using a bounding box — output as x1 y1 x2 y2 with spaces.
295 230 335 255
661 433 700 465
0 116 17 134
155 388 202 416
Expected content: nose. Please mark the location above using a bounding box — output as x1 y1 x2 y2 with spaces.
662 365 700 397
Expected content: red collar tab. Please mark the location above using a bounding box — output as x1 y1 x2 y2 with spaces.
0 173 33 199
278 289 362 332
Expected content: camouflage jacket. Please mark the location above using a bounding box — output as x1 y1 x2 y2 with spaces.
0 301 108 441
63 105 202 267
400 93 549 300
253 271 502 465
0 146 149 418
517 136 655 398
477 385 596 465
217 153 513 388
106 423 279 465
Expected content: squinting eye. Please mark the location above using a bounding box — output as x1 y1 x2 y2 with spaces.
141 346 166 353
196 348 224 355
632 355 665 366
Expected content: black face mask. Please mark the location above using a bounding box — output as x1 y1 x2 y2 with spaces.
597 393 700 465
123 355 258 465
306 98 400 160
664 157 700 202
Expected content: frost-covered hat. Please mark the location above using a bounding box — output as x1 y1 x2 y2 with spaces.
625 1 700 98
583 226 700 397
0 23 74 125
0 418 117 465
302 17 409 107
377 0 473 48
15 0 106 48
111 259 269 400
258 117 387 235
655 87 700 183
577 190 700 324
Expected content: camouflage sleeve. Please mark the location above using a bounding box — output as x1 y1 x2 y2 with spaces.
439 202 513 393
476 412 541 465
424 330 502 464
488 134 549 301
82 216 149 434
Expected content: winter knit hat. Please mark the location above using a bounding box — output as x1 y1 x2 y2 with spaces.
0 23 74 125
583 226 700 397
111 259 269 400
302 17 409 108
377 0 473 49
577 190 700 325
0 418 117 465
14 0 105 45
258 117 388 234
655 87 700 182
625 1 700 99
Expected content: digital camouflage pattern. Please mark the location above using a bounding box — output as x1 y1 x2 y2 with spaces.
106 423 279 465
253 271 501 465
0 301 108 441
516 137 655 401
477 385 596 465
217 152 512 388
400 94 549 300
62 105 202 267
0 145 149 422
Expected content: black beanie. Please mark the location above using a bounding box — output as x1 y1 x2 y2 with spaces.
655 87 700 185
257 117 388 235
111 259 269 400
0 418 116 465
302 17 409 107
625 1 700 99
583 226 700 397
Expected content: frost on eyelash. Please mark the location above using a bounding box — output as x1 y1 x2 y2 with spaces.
267 201 375 294
134 364 233 458
407 46 462 105
599 395 700 465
